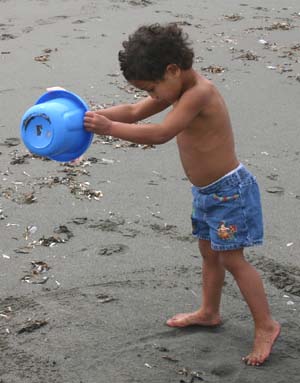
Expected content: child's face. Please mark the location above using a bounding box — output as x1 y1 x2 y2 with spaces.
130 65 183 104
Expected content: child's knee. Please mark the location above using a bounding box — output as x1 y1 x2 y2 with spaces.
198 240 219 260
220 249 246 272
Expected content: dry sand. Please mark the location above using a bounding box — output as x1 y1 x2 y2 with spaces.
1 0 300 382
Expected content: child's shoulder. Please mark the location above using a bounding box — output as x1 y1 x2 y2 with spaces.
180 75 216 110
194 75 215 97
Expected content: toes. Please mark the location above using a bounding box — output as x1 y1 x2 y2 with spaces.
248 359 259 366
247 359 258 366
166 318 179 326
242 354 265 366
166 314 186 326
167 315 179 323
242 354 255 365
242 354 251 362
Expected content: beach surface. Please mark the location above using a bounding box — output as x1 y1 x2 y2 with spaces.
1 0 300 382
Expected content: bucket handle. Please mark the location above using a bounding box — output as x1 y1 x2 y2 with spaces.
22 113 52 133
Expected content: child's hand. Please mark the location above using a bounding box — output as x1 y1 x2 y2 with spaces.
84 111 112 136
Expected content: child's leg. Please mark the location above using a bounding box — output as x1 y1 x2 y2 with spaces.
220 248 280 366
166 239 223 327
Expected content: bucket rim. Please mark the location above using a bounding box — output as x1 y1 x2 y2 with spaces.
35 89 89 112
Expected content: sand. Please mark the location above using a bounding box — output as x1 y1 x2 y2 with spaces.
1 0 300 382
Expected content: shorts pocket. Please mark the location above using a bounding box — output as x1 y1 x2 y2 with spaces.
212 192 240 202
206 186 242 214
191 215 199 236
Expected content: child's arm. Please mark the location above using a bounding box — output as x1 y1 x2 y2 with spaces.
46 88 169 123
84 87 205 145
95 96 170 123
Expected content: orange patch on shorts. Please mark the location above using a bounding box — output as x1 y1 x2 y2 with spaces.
217 221 237 240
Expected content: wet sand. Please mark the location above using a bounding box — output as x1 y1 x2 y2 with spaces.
1 0 300 382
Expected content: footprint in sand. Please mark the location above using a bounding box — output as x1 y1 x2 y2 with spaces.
248 253 300 296
211 363 237 378
0 33 17 40
98 244 129 256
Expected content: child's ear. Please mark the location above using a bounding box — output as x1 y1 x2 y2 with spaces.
166 64 181 77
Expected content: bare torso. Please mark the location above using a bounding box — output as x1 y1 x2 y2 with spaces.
175 76 239 187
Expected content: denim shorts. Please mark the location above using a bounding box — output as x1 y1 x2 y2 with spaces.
191 164 263 251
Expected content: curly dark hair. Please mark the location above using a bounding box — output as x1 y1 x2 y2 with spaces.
118 23 194 81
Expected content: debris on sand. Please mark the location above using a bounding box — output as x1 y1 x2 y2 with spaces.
17 319 48 334
162 355 179 362
266 22 293 30
20 191 37 204
36 172 103 200
266 186 284 195
34 48 58 63
177 367 204 381
10 152 31 165
34 54 50 62
69 182 103 200
21 273 48 284
23 225 38 240
96 293 117 303
0 208 7 220
0 306 12 320
235 50 259 61
224 14 244 21
14 246 32 254
201 65 225 73
98 243 128 256
258 38 269 46
0 33 17 40
31 261 50 273
20 225 73 251
53 225 74 240
38 235 65 247
21 261 50 284
0 137 20 147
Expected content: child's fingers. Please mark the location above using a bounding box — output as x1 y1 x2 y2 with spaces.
84 120 92 129
84 111 95 118
84 112 94 126
84 115 94 131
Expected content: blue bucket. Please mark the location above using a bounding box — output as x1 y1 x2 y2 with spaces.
20 90 93 162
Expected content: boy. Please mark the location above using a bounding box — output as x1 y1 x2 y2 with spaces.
83 23 280 366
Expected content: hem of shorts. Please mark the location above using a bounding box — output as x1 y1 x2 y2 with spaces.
211 240 263 251
192 234 211 241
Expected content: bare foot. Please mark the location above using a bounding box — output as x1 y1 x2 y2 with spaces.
70 156 84 165
166 310 221 328
243 321 281 366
